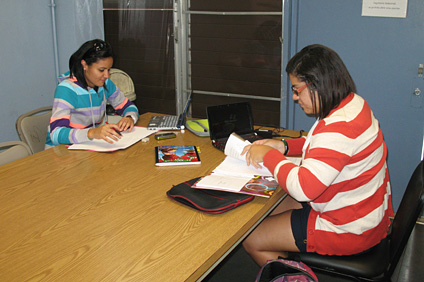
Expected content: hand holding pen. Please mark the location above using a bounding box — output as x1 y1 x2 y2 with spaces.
88 122 122 144
105 121 122 136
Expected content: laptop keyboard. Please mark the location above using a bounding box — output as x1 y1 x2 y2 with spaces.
148 115 179 129
158 116 178 127
212 141 226 151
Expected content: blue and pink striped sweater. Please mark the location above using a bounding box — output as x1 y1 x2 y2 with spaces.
45 72 139 147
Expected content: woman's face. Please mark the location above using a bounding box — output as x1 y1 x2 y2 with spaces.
82 57 113 88
289 74 319 115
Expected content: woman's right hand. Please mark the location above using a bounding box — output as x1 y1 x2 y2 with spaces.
88 124 122 143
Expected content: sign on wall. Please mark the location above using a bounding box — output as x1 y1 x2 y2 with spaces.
362 0 408 18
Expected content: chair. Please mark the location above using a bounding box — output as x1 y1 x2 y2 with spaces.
0 141 32 166
287 160 424 282
16 106 52 154
109 68 136 101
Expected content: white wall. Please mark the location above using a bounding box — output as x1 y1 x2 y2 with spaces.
0 0 104 143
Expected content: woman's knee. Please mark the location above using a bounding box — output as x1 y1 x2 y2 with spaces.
243 211 298 255
242 234 257 255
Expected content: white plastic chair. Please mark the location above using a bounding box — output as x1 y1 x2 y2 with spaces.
109 68 136 101
16 106 52 154
0 141 32 166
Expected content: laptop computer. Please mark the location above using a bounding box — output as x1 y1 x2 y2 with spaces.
207 102 262 151
147 93 192 130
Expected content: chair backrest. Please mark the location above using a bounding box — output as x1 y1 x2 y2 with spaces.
0 141 32 166
388 160 424 277
109 68 136 101
16 106 52 154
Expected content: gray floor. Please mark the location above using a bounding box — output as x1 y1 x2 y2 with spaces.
203 222 424 282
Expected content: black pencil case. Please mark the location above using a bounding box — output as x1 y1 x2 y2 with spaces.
167 177 254 214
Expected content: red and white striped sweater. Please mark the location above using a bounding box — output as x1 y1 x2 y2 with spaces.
264 93 393 255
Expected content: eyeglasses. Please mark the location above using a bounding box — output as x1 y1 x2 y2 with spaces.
291 83 310 96
93 42 105 52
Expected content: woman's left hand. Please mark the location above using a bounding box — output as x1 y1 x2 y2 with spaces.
117 116 135 132
241 144 273 169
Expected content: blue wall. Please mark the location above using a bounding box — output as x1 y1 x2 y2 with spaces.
282 0 424 211
0 1 57 142
0 0 103 144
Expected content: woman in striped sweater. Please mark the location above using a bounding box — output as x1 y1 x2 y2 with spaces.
45 39 139 148
242 44 393 266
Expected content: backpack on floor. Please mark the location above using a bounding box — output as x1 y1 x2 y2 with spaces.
255 258 318 282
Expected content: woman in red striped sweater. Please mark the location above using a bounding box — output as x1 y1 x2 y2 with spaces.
242 44 393 266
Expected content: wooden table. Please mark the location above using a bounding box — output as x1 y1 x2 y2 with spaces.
0 113 301 281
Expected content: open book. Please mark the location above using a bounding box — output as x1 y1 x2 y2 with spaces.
192 133 277 197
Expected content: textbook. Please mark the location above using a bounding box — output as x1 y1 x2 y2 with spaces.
155 145 201 166
217 132 301 175
221 132 272 176
191 133 278 198
192 174 278 198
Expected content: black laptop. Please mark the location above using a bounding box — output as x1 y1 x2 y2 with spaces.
207 102 262 151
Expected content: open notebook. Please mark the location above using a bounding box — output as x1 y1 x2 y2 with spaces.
147 93 192 130
68 126 157 152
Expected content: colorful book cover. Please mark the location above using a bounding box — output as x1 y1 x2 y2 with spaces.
192 175 278 198
155 145 201 166
239 175 278 197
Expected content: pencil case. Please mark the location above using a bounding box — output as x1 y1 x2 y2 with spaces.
167 177 254 214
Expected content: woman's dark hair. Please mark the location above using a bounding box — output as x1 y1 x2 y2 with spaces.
69 39 113 90
285 44 356 119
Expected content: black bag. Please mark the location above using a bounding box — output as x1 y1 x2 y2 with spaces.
167 177 254 214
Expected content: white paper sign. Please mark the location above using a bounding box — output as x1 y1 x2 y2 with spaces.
362 0 408 18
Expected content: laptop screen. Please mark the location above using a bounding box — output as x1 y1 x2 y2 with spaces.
207 102 255 141
181 92 192 116
177 91 192 128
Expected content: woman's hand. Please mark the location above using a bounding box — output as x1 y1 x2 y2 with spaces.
241 139 287 169
241 144 273 169
88 123 122 144
117 116 135 132
251 138 286 153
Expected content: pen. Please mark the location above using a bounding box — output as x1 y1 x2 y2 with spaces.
105 121 122 136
